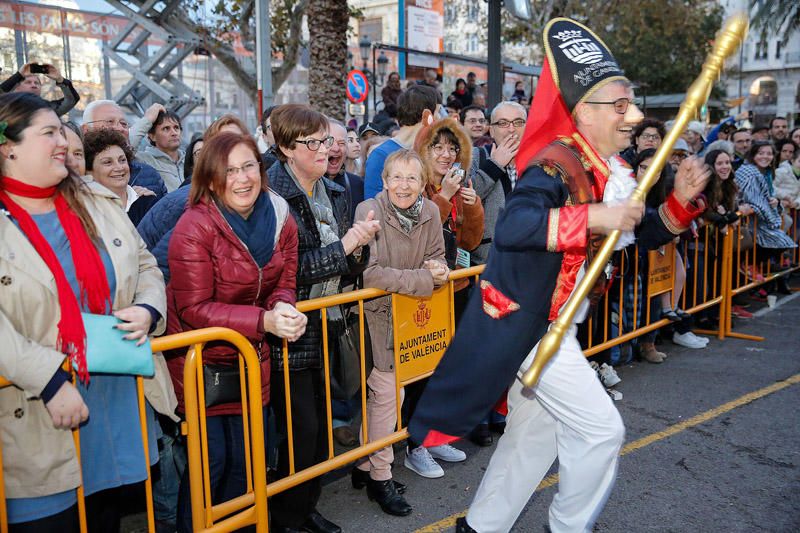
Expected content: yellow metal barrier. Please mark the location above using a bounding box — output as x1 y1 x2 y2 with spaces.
150 327 269 533
0 371 154 533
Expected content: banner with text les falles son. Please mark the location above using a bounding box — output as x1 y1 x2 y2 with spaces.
392 285 452 385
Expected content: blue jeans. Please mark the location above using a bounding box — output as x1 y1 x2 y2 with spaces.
176 411 268 533
331 397 361 428
153 417 186 527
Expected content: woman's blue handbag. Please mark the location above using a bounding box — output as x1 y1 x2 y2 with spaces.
77 313 155 377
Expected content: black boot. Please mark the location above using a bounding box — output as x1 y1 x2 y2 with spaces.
300 510 341 533
351 467 406 493
776 276 792 295
469 423 493 447
455 516 477 532
366 478 413 516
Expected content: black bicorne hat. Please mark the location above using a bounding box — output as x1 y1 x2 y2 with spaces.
544 18 627 111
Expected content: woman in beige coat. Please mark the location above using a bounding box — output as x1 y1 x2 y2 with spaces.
351 149 448 517
0 93 173 531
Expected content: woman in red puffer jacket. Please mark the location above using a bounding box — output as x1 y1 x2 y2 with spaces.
165 132 306 532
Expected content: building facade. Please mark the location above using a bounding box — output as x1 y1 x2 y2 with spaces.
720 0 799 126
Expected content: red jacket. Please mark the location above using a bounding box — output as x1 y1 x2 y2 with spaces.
166 192 298 416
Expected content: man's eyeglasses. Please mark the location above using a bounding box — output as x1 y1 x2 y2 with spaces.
432 144 460 157
86 118 130 129
584 97 636 115
226 160 260 178
295 136 334 151
639 133 661 141
490 118 526 129
465 118 487 126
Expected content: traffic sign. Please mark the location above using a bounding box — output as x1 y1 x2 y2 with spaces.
348 103 366 116
346 70 369 104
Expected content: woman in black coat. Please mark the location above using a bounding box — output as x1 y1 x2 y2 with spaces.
266 104 380 533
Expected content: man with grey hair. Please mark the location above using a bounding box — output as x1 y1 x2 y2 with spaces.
82 100 167 199
469 101 527 266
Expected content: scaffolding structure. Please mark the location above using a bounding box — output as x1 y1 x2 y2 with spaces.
104 0 204 118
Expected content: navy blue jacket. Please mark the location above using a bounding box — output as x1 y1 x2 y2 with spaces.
136 185 190 283
131 160 168 200
408 160 700 446
333 171 365 220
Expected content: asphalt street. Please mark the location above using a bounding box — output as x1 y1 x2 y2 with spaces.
121 290 800 532
315 291 800 533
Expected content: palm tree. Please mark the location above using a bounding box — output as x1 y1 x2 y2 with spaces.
750 0 800 41
307 0 349 120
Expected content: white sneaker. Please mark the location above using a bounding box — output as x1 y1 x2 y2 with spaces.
673 331 706 349
690 332 709 346
427 443 467 463
599 363 621 387
404 446 444 478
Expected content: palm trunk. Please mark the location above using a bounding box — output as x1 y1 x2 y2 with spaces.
307 0 349 120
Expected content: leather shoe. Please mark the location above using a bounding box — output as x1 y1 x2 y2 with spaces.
456 516 477 532
776 277 792 295
366 478 412 516
489 421 506 435
468 424 493 447
351 467 406 493
300 511 341 533
333 426 358 447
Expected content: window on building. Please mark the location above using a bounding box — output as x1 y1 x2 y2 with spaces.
468 2 479 21
469 34 479 53
755 34 768 60
360 18 383 45
776 40 783 59
444 4 454 24
749 76 778 106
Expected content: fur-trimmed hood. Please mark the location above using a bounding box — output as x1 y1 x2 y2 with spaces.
414 117 473 183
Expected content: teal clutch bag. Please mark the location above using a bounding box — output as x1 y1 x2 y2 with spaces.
77 313 155 377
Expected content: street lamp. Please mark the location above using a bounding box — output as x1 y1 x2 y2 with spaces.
358 35 373 121
359 35 371 66
377 51 389 85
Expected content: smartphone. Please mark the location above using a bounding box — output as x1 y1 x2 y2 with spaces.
747 110 754 122
452 162 465 182
30 64 48 74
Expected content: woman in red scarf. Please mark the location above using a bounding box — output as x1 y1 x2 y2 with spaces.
0 93 171 532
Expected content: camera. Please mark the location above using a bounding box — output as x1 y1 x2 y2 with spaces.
29 64 48 74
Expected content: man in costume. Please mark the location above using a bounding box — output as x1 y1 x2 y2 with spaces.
408 18 710 533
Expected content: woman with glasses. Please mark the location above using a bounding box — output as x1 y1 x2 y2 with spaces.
619 117 665 166
267 104 379 533
166 131 305 532
352 149 447 516
398 117 483 478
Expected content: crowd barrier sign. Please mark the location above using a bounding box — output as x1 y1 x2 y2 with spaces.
2 210 797 533
393 284 454 385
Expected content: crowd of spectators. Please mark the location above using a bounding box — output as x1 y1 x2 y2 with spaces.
0 61 798 533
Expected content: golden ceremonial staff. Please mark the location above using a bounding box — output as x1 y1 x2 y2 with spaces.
521 12 749 389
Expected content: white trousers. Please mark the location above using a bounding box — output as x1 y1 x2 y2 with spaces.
466 326 625 533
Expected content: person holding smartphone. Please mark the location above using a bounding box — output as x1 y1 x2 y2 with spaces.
400 116 484 479
0 62 80 116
